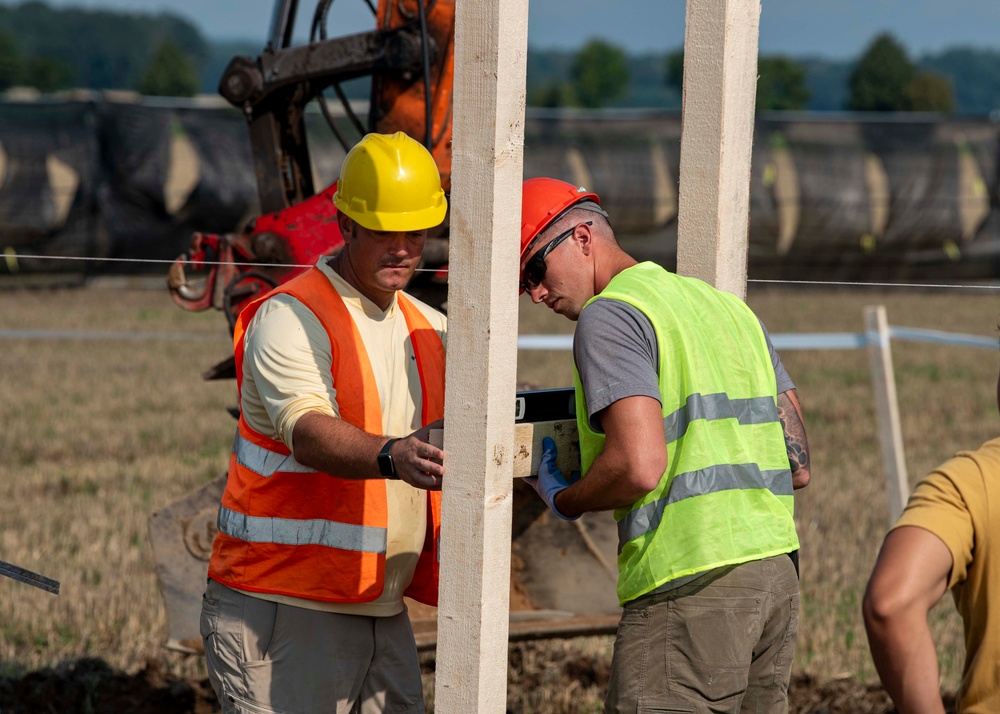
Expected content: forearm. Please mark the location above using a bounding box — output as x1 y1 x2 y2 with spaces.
777 389 811 489
292 411 387 479
554 450 655 518
292 412 446 489
865 613 945 713
863 528 953 714
555 396 666 517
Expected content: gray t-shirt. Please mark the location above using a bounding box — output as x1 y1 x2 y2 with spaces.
574 298 793 432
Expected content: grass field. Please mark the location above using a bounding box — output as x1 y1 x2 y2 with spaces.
1 283 997 709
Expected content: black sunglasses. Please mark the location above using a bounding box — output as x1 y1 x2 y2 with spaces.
520 221 592 293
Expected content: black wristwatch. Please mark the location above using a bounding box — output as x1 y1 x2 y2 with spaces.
378 438 399 479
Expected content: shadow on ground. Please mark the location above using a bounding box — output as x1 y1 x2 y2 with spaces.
0 656 958 713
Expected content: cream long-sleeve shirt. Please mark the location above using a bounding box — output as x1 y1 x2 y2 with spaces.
237 257 447 616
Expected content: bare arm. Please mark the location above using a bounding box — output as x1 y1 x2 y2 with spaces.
777 388 811 489
292 412 445 491
862 526 952 714
554 395 666 518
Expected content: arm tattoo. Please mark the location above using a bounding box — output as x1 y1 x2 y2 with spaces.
777 391 810 476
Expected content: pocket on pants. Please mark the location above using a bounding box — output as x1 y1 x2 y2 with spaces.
200 590 220 642
665 598 759 703
772 593 800 690
200 582 283 713
200 586 224 673
237 659 311 714
606 605 652 713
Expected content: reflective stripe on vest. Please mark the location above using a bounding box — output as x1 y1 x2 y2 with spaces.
217 505 387 554
664 393 780 445
617 464 793 548
232 431 317 477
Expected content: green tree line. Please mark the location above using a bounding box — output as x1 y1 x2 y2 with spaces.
530 33 1000 115
0 0 204 95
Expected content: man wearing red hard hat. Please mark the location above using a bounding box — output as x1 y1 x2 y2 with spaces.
519 177 812 713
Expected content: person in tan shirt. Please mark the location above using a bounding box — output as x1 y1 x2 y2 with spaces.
864 367 1000 713
201 132 449 714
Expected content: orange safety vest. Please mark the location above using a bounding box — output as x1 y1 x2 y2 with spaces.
208 266 445 605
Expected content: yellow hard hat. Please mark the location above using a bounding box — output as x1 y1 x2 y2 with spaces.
333 132 447 232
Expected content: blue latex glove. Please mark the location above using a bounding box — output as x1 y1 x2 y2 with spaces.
524 436 581 521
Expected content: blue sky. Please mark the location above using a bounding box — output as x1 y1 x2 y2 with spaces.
25 0 1000 59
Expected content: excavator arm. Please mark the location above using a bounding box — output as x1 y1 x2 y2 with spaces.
168 0 454 338
219 0 454 213
218 0 443 211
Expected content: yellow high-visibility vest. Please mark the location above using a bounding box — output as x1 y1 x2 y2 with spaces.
574 263 798 605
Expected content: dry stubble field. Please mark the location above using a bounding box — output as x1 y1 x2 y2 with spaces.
0 282 997 712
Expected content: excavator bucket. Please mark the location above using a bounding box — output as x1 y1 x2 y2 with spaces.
148 475 226 653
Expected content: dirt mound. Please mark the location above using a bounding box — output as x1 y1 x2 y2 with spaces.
789 673 958 713
0 658 218 714
0 656 958 713
789 673 913 713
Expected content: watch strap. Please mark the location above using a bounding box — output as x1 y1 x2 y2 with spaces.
378 438 400 479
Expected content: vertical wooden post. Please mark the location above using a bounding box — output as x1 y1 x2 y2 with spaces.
433 0 528 710
865 305 910 524
676 0 761 298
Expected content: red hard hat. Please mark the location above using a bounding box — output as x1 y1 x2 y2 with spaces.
520 178 601 261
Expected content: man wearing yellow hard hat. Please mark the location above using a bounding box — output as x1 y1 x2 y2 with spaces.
202 132 448 713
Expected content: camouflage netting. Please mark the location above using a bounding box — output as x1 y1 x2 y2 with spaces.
0 98 263 274
0 101 101 272
523 112 1000 280
95 102 260 267
524 111 683 237
1 99 999 279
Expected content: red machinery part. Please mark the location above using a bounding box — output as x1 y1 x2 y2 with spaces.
168 182 345 325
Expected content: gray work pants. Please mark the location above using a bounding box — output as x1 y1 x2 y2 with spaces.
200 579 424 714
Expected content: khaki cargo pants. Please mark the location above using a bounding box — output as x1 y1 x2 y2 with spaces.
200 579 425 714
605 554 800 714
